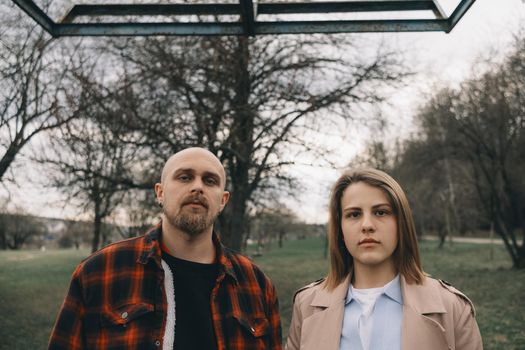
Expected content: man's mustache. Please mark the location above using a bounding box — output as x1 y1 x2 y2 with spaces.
182 195 209 209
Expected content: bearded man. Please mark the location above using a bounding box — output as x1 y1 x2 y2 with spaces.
48 147 282 350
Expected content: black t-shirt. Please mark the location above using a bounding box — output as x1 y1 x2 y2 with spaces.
162 252 220 350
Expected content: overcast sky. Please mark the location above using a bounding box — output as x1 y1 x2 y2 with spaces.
2 0 525 223
287 0 525 223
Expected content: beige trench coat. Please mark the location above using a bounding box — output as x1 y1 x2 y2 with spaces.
286 275 482 350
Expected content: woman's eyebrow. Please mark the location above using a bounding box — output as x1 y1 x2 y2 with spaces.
342 206 361 212
372 203 391 209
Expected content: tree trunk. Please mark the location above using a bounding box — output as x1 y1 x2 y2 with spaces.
278 229 284 248
0 136 26 182
92 199 103 253
219 191 248 251
219 36 253 251
494 216 520 268
0 230 6 250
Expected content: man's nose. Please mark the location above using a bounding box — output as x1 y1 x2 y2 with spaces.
190 177 204 193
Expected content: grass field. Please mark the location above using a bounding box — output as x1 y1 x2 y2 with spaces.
0 238 523 349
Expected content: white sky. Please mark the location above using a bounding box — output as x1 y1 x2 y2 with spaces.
286 0 525 223
2 0 525 223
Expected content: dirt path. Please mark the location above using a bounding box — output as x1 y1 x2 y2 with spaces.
422 235 506 245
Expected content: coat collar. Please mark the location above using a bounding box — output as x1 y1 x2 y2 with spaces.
300 274 450 350
401 276 450 350
310 275 350 308
401 276 447 314
309 274 446 314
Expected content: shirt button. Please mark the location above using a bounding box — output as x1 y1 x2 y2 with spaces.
121 312 128 319
155 340 161 347
250 327 255 333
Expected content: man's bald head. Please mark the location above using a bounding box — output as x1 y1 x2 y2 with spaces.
160 147 227 188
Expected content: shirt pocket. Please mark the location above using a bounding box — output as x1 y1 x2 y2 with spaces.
100 302 155 328
234 314 270 338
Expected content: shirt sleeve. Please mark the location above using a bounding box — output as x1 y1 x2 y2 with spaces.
48 265 86 350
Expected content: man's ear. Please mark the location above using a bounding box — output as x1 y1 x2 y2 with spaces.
154 183 163 204
220 191 230 210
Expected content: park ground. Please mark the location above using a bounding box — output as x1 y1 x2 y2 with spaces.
0 237 523 349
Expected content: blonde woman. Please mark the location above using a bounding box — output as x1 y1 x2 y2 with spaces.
286 168 482 350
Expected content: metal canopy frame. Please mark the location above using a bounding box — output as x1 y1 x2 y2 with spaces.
11 0 476 36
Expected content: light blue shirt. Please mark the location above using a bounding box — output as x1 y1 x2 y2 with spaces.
339 275 403 350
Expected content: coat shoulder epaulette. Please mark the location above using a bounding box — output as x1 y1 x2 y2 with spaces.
438 279 476 316
293 278 325 303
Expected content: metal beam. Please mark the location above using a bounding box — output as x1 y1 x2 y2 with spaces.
54 22 244 36
256 19 449 34
51 18 448 36
59 1 439 23
10 0 55 35
260 1 437 14
10 0 476 36
447 0 476 32
61 4 241 23
430 0 446 19
239 0 256 35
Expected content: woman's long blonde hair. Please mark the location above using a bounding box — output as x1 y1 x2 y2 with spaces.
325 168 424 290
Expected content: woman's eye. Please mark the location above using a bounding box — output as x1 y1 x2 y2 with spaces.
346 211 360 218
375 210 388 216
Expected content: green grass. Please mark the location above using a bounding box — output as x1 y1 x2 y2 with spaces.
0 249 88 349
0 238 523 349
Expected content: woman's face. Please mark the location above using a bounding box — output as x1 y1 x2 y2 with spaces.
340 181 398 272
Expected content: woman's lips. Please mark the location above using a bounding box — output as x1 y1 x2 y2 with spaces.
359 238 380 245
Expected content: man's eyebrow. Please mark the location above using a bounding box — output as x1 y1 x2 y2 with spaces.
172 168 222 182
172 168 195 176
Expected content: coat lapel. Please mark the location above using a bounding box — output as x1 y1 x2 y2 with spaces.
401 277 449 350
300 276 350 350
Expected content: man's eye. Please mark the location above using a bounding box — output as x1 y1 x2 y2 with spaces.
204 177 218 185
178 175 191 181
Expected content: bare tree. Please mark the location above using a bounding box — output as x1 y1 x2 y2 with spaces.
101 34 408 250
0 208 48 250
43 71 140 252
0 4 79 182
251 207 298 250
57 220 91 249
391 36 525 267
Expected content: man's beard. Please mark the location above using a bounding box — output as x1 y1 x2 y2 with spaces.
167 210 218 236
164 196 218 236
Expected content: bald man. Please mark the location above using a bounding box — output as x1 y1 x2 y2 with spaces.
49 148 283 350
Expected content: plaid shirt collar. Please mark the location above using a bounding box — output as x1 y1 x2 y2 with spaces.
137 225 239 284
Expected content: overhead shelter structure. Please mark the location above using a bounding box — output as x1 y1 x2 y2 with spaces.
11 0 476 37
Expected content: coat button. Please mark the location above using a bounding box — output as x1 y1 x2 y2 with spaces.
121 312 128 319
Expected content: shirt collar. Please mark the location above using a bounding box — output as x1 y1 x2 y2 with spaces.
345 274 403 305
138 224 239 284
138 225 163 267
383 274 403 305
213 233 239 284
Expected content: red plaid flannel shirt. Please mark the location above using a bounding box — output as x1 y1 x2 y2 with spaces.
48 226 282 350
